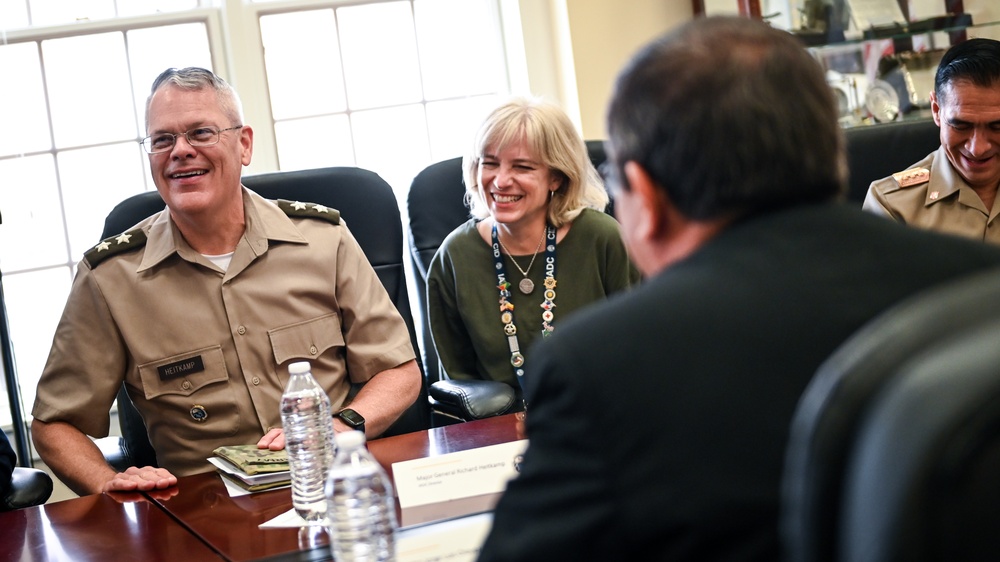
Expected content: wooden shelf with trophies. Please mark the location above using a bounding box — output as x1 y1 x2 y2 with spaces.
789 0 1000 127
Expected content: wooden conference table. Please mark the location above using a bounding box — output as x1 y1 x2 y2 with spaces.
0 414 523 562
0 490 222 561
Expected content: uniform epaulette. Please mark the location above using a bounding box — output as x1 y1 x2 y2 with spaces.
84 229 148 269
891 167 930 188
275 199 341 225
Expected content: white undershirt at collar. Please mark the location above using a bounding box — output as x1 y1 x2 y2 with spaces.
202 251 234 272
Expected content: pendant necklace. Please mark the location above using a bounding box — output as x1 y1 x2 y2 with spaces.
496 227 546 295
491 223 558 392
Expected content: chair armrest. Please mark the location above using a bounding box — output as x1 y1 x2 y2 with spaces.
95 436 133 473
2 467 53 510
429 379 519 421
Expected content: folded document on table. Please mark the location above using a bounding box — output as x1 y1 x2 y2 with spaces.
213 444 290 474
209 445 291 493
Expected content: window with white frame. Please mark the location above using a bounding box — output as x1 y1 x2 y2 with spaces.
258 0 508 199
0 8 217 430
0 0 513 432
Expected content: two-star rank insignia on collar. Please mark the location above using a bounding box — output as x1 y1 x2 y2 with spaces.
276 199 341 224
84 228 148 269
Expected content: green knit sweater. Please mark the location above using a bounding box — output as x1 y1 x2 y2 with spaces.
426 208 640 388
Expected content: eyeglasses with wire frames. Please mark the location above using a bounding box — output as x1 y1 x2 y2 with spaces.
140 125 243 154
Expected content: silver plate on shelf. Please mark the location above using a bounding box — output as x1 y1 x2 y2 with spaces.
866 79 900 123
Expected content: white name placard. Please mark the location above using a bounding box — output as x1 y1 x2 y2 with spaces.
397 512 493 562
393 440 528 509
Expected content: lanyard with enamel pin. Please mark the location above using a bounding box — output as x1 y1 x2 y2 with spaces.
492 223 557 395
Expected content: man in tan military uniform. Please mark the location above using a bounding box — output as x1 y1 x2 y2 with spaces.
864 146 1000 242
863 38 1000 244
30 68 421 496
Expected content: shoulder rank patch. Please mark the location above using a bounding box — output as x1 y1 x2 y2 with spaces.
892 167 930 188
84 229 148 269
276 199 341 225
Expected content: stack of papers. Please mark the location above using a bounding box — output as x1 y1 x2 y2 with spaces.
209 445 291 492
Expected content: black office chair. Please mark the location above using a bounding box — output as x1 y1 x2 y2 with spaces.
843 118 940 205
406 140 608 422
780 266 1000 562
1 467 53 511
96 166 431 470
407 155 470 388
837 320 1000 562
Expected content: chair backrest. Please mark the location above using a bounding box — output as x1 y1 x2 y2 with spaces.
406 140 609 384
244 167 430 436
101 167 430 467
843 118 939 204
780 266 1000 562
838 319 1000 562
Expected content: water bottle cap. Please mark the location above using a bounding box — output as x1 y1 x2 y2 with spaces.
334 430 366 449
288 361 311 375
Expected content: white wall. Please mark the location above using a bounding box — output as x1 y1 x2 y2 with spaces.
516 0 692 140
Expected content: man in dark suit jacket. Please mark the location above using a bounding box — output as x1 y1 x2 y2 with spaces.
477 16 1000 562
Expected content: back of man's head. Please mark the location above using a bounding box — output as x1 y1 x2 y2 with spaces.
934 38 1000 101
606 16 846 221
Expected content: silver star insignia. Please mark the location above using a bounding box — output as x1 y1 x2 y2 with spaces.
312 204 330 213
96 241 111 252
115 233 132 244
291 201 308 210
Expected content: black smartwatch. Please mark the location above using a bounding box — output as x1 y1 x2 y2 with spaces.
336 408 365 435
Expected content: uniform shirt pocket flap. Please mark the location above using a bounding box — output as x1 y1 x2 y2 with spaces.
138 346 228 399
269 312 345 366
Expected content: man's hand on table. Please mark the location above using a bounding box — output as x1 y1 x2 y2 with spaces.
257 427 286 451
102 466 178 493
257 419 359 452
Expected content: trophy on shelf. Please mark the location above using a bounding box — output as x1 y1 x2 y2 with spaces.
792 0 851 46
802 0 972 125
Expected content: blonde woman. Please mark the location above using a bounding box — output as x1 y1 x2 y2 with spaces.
426 97 640 401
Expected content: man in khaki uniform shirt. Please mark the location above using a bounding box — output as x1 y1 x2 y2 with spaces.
863 38 1000 244
31 68 422 497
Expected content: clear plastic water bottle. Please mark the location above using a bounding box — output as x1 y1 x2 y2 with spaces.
281 360 335 522
326 430 398 562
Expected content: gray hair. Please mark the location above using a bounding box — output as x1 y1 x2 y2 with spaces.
144 67 244 130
